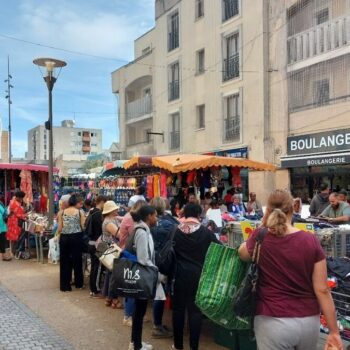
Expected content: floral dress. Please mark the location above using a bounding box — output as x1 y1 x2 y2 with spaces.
6 200 26 241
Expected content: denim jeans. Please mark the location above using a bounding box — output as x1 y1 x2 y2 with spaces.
153 300 165 326
124 298 135 317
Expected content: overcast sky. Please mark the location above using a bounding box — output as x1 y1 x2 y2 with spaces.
0 0 154 157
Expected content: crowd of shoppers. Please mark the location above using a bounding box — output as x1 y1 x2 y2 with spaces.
1 184 347 350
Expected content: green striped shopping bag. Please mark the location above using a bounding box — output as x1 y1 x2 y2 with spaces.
195 243 251 330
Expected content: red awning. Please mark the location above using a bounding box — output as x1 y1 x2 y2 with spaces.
0 163 59 173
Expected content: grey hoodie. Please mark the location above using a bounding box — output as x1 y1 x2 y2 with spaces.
309 192 329 216
133 221 156 267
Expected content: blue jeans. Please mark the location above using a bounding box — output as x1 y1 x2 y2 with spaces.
124 298 135 317
153 300 165 326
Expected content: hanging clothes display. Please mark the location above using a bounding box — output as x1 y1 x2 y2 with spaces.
147 176 154 199
20 170 33 203
153 174 160 198
160 173 167 198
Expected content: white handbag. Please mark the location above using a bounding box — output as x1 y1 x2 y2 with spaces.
99 245 122 271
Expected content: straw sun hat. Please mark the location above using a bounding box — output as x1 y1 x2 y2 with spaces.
102 201 119 215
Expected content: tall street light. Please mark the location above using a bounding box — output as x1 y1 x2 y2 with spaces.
33 58 67 227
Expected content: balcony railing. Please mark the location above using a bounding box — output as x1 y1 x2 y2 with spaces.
289 94 350 113
224 116 240 142
287 15 350 64
168 80 180 101
126 95 152 121
170 131 180 150
223 53 239 81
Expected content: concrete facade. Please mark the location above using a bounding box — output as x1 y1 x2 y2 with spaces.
27 120 102 162
112 0 276 202
112 0 350 201
270 0 350 199
0 131 9 163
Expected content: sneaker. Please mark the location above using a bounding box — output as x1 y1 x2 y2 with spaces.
123 316 132 327
128 342 153 350
152 325 173 339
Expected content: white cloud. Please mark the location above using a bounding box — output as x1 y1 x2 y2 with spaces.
17 1 153 61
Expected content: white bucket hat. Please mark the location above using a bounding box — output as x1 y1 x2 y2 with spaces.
102 200 119 215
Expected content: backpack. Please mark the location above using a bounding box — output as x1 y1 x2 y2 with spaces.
1 203 9 224
155 228 177 276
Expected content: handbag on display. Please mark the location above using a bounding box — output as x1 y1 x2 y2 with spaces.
195 243 250 330
99 245 122 271
232 228 268 318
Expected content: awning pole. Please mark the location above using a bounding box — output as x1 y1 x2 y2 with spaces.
4 170 7 205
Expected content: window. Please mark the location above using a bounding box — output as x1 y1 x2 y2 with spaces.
313 79 329 106
168 11 179 51
195 0 204 19
197 105 205 129
78 132 81 136
316 8 329 25
142 46 151 55
168 61 180 101
224 93 240 142
196 49 205 75
223 0 239 22
223 32 239 81
170 113 180 150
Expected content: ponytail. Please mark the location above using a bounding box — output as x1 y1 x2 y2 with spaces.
266 208 288 236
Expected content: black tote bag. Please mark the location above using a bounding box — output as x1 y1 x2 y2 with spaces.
110 257 158 299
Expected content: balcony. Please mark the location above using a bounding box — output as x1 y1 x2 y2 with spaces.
224 116 240 142
288 15 350 67
168 80 180 102
126 95 152 122
223 53 239 81
170 131 180 150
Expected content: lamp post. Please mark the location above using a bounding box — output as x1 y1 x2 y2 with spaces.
33 58 67 227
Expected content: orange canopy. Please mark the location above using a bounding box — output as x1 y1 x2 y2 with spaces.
124 154 276 173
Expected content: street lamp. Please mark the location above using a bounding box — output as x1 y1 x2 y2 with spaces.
33 58 67 227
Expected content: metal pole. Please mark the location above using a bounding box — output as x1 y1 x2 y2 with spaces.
44 76 56 227
7 56 12 163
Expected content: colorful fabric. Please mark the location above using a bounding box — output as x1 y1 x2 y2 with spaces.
6 199 26 241
153 174 160 198
0 203 7 233
160 173 167 198
147 176 154 199
195 243 250 330
20 170 33 203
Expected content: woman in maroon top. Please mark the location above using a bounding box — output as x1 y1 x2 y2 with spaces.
239 189 343 350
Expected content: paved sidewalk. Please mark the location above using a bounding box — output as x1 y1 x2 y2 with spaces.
0 284 74 350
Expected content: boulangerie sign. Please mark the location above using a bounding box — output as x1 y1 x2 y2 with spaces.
287 129 350 156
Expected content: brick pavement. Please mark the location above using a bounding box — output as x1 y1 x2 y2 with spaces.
0 285 74 350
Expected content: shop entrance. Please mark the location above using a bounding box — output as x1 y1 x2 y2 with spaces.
290 165 350 202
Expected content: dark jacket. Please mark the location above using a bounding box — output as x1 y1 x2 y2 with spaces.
173 220 220 288
151 214 179 253
309 193 329 216
86 208 103 241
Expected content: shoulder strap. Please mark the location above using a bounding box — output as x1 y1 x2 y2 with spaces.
252 227 268 264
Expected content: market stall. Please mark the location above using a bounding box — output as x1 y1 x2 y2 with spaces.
0 163 59 208
100 159 161 207
124 154 276 206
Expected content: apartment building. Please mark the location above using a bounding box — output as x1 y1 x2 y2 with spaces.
270 0 350 200
27 120 102 162
112 0 277 199
0 131 9 163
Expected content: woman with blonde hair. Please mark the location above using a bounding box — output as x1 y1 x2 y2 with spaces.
239 189 342 350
